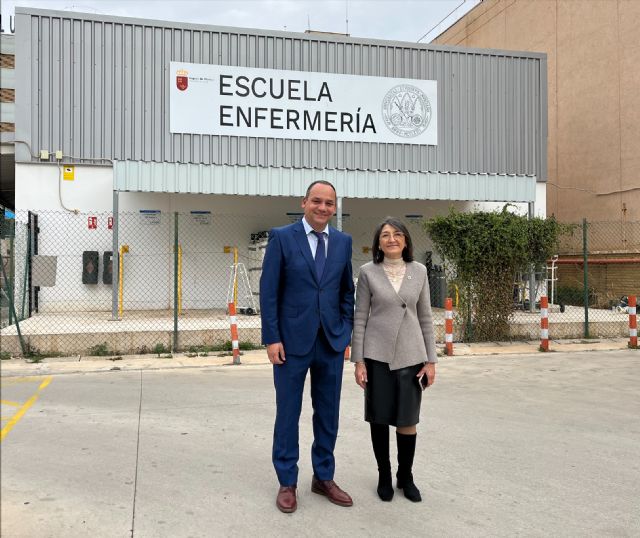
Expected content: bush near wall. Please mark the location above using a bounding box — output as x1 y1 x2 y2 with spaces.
425 207 568 342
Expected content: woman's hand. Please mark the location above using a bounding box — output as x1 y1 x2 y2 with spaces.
417 362 436 387
354 362 368 389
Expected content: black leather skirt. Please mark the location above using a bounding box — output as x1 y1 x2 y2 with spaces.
364 358 423 427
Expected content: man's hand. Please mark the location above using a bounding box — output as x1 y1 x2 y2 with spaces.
354 362 367 389
267 342 286 365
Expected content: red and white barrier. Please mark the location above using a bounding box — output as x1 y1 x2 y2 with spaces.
228 302 241 365
445 297 453 356
629 295 637 348
540 296 549 352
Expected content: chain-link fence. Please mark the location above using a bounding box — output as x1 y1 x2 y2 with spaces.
2 210 291 356
550 219 640 339
0 210 638 356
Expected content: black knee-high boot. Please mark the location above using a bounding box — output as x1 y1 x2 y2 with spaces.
396 432 422 502
370 423 394 501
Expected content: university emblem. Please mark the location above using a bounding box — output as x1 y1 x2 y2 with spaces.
176 69 189 91
382 84 431 138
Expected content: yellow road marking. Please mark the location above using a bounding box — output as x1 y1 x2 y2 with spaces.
38 377 52 390
0 376 53 442
0 400 21 407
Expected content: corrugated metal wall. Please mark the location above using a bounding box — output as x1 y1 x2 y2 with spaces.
15 7 547 179
114 161 537 201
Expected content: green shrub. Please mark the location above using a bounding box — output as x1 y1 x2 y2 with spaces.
89 342 111 356
425 207 571 341
153 343 169 356
555 286 597 307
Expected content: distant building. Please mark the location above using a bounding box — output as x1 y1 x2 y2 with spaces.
432 0 640 223
1 33 15 210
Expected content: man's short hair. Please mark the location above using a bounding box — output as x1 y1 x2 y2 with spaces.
305 180 337 199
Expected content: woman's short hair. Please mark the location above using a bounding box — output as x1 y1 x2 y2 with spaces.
372 216 414 263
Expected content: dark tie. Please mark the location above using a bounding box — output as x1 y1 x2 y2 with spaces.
312 231 326 280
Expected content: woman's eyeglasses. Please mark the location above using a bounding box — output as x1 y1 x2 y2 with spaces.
380 232 405 241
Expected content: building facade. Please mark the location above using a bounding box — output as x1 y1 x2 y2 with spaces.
432 0 640 224
10 7 548 320
1 33 15 210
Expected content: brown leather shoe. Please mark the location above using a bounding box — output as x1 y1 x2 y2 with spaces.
311 477 353 507
276 486 297 513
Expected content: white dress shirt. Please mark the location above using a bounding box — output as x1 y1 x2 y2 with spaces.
302 217 329 259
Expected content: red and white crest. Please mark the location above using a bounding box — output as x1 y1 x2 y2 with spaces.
176 69 188 91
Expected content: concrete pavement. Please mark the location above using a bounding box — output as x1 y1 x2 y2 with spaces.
1 345 639 537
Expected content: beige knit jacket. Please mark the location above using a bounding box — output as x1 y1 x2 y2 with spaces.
351 261 438 369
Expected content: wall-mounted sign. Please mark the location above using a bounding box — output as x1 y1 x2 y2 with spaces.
107 216 113 230
190 210 211 225
63 166 75 181
139 209 161 225
170 62 437 146
88 216 97 229
285 212 304 223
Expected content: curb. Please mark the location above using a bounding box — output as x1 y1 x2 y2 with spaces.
0 340 634 377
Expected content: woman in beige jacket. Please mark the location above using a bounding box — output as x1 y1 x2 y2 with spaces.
351 216 438 503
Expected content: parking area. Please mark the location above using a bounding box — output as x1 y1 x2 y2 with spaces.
1 349 639 537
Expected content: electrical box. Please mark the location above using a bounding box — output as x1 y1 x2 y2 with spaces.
103 251 113 285
82 251 99 284
32 256 58 287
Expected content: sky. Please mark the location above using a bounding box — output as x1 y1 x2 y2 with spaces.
0 0 480 43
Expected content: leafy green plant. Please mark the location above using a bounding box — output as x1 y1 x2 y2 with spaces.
188 342 262 354
425 207 570 342
88 342 111 356
153 343 169 356
555 285 597 307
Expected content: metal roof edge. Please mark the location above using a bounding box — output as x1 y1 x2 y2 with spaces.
15 7 546 60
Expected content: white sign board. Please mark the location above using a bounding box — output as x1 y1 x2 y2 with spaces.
190 211 211 225
170 62 437 145
139 210 161 225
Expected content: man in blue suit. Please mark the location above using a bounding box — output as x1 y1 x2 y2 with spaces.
260 180 355 513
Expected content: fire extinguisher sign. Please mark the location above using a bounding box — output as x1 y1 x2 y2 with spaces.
107 216 113 230
88 216 97 229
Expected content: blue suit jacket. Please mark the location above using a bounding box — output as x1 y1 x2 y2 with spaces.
260 220 355 356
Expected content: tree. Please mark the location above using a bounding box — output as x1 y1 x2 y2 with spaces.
424 207 568 342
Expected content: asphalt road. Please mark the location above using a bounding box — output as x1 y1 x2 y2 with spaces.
1 349 639 537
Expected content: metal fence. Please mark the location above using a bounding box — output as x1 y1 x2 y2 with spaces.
0 210 638 357
551 219 640 339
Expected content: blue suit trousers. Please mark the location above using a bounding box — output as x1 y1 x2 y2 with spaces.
272 328 344 486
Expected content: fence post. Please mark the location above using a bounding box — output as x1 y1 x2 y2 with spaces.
228 302 241 365
528 202 536 313
111 191 119 321
445 297 453 356
7 235 13 325
540 296 549 351
0 255 26 355
582 218 589 338
629 295 637 348
173 212 179 352
20 223 31 319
